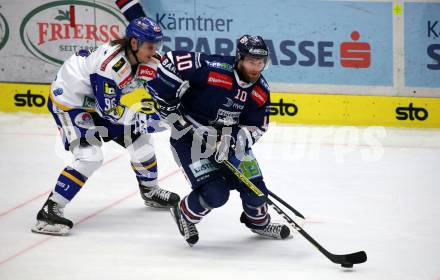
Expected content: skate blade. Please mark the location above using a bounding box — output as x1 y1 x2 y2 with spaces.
250 230 290 240
31 221 71 236
186 236 199 247
144 200 174 208
169 207 185 236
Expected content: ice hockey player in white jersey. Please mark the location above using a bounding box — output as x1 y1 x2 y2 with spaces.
31 17 180 236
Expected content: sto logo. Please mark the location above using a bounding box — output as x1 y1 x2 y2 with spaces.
340 31 371 68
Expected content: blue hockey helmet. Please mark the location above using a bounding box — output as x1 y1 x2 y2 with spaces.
126 17 163 44
235 35 269 62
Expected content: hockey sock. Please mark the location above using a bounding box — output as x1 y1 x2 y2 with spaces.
131 156 158 187
179 192 211 224
241 202 270 229
51 166 88 207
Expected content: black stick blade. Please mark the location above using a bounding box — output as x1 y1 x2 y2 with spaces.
345 251 367 264
331 250 367 267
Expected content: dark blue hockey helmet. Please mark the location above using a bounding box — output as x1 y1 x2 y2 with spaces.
126 17 163 44
235 35 269 67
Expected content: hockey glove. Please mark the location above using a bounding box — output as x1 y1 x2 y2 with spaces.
155 98 182 123
214 134 236 163
214 127 254 163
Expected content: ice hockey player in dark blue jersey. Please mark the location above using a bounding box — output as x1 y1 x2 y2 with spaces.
146 35 291 246
115 0 146 21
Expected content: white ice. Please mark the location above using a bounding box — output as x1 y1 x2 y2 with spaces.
0 112 439 280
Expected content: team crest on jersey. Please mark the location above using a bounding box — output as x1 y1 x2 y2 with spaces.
207 72 233 90
74 112 94 129
112 57 126 72
251 86 268 107
212 109 240 126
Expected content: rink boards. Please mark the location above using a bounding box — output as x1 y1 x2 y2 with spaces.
1 82 440 128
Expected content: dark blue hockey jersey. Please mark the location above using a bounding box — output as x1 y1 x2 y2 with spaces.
146 51 270 146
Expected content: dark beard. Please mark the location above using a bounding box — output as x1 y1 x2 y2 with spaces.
235 64 259 83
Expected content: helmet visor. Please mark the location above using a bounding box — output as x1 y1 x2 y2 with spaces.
242 55 269 72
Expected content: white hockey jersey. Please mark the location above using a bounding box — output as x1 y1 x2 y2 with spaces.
50 42 158 125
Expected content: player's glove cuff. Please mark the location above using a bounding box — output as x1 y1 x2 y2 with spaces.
214 134 236 163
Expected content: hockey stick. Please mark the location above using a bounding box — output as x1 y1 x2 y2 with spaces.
222 160 306 222
267 190 305 220
221 159 367 268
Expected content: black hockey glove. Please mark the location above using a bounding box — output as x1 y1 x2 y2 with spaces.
155 98 182 123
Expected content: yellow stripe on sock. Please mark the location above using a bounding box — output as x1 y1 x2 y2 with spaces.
143 160 157 170
131 161 157 171
61 171 85 187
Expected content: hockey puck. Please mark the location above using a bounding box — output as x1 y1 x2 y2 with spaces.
341 263 353 268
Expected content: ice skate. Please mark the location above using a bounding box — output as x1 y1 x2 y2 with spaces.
170 205 199 247
31 198 73 236
139 185 180 208
241 212 290 239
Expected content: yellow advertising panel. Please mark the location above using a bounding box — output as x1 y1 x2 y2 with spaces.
1 82 440 128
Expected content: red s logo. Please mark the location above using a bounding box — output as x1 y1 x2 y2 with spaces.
340 31 371 68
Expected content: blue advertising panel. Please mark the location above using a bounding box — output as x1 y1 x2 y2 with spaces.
142 0 393 86
405 3 440 88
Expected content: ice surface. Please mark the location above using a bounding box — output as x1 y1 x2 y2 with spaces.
1 112 439 280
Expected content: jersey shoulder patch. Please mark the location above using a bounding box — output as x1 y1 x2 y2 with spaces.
107 53 132 89
112 57 127 73
250 84 269 107
205 56 234 73
100 45 122 71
